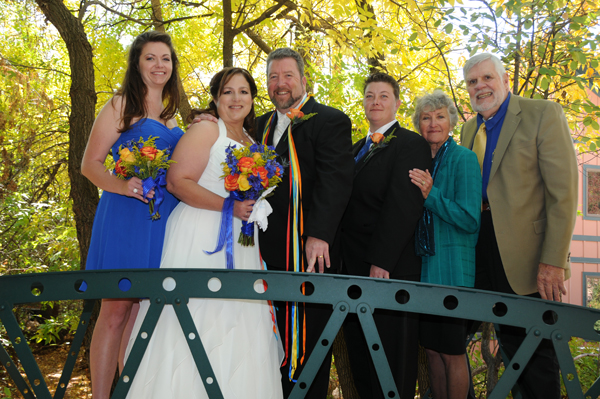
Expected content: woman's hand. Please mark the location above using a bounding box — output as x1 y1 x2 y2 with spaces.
233 199 256 221
187 113 218 129
409 168 433 199
121 177 154 202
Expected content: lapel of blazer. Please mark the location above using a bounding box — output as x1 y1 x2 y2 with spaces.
488 94 521 183
462 118 478 150
354 121 399 176
274 97 317 158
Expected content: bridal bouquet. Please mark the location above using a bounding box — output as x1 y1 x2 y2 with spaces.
222 143 283 246
111 136 175 220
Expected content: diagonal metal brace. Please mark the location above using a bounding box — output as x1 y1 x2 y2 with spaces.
289 301 349 399
553 330 584 399
171 296 224 399
53 299 95 399
356 302 398 399
0 300 52 399
489 326 542 399
111 296 166 399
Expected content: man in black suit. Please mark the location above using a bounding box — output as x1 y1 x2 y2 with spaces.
256 48 354 398
340 72 431 399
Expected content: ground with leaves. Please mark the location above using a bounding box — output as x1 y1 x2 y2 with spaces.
1 342 91 399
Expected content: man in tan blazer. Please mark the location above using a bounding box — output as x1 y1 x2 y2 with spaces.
460 53 578 399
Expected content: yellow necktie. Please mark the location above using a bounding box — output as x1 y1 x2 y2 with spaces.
472 123 487 173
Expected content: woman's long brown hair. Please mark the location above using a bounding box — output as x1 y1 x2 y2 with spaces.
115 31 181 133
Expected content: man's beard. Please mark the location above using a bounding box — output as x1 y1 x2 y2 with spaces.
471 88 506 115
270 90 303 111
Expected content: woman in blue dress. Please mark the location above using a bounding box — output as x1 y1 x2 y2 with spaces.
409 90 481 399
81 31 183 399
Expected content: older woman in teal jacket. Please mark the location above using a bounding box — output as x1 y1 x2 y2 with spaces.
409 89 481 399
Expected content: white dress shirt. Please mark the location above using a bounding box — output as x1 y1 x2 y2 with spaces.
272 93 308 147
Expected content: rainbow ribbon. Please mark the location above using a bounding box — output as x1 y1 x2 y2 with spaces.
261 96 311 380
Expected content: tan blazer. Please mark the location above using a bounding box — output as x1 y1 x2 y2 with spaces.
460 94 578 295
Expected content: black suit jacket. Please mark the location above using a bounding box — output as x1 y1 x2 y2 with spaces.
256 97 354 271
340 122 431 279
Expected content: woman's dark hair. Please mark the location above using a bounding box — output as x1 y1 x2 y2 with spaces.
189 67 258 140
115 31 180 133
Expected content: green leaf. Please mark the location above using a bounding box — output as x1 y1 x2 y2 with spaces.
444 23 453 34
570 60 579 71
591 142 597 151
593 121 600 131
571 22 581 31
434 19 442 27
408 32 418 42
540 78 550 91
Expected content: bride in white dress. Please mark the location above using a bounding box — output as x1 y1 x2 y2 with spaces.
124 68 283 399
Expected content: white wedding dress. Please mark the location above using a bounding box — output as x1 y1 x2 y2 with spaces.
124 119 283 399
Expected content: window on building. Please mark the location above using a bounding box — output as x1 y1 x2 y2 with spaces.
584 165 600 220
583 272 600 308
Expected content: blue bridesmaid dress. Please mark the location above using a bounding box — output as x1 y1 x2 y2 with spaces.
85 119 184 274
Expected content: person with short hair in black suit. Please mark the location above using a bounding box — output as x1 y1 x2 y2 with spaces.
340 72 431 399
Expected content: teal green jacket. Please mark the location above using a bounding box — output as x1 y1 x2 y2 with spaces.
421 137 481 287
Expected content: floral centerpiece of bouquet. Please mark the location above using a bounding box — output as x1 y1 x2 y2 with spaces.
111 136 175 220
222 143 283 246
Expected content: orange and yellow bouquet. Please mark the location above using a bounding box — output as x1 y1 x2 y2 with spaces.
111 136 175 220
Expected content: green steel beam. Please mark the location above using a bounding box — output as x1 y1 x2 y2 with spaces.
0 269 599 399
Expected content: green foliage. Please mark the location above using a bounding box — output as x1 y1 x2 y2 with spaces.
30 301 83 345
562 337 600 396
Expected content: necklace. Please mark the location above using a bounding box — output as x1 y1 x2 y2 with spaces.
227 127 253 145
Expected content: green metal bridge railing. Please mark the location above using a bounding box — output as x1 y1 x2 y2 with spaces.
1 269 600 399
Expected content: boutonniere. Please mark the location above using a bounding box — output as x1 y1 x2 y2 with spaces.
286 108 317 126
364 129 396 163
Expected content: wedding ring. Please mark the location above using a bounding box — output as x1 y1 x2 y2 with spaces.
318 255 324 258
133 188 138 194
421 180 425 186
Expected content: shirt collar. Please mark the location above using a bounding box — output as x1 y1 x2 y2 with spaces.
368 119 397 137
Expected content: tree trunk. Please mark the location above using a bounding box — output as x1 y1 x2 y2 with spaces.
355 0 385 73
150 0 192 122
481 322 503 395
332 329 359 399
223 0 234 67
35 0 98 270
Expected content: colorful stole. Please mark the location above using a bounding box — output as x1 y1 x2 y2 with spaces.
261 96 311 380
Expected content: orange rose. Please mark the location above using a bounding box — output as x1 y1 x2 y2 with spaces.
140 146 158 160
224 174 239 191
371 133 384 144
254 166 268 180
238 157 255 173
115 159 127 177
275 165 282 177
286 108 304 120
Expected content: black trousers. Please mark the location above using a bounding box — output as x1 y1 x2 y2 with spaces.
473 210 560 399
343 274 420 399
274 300 332 399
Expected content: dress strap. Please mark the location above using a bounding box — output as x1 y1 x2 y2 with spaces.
217 118 228 138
